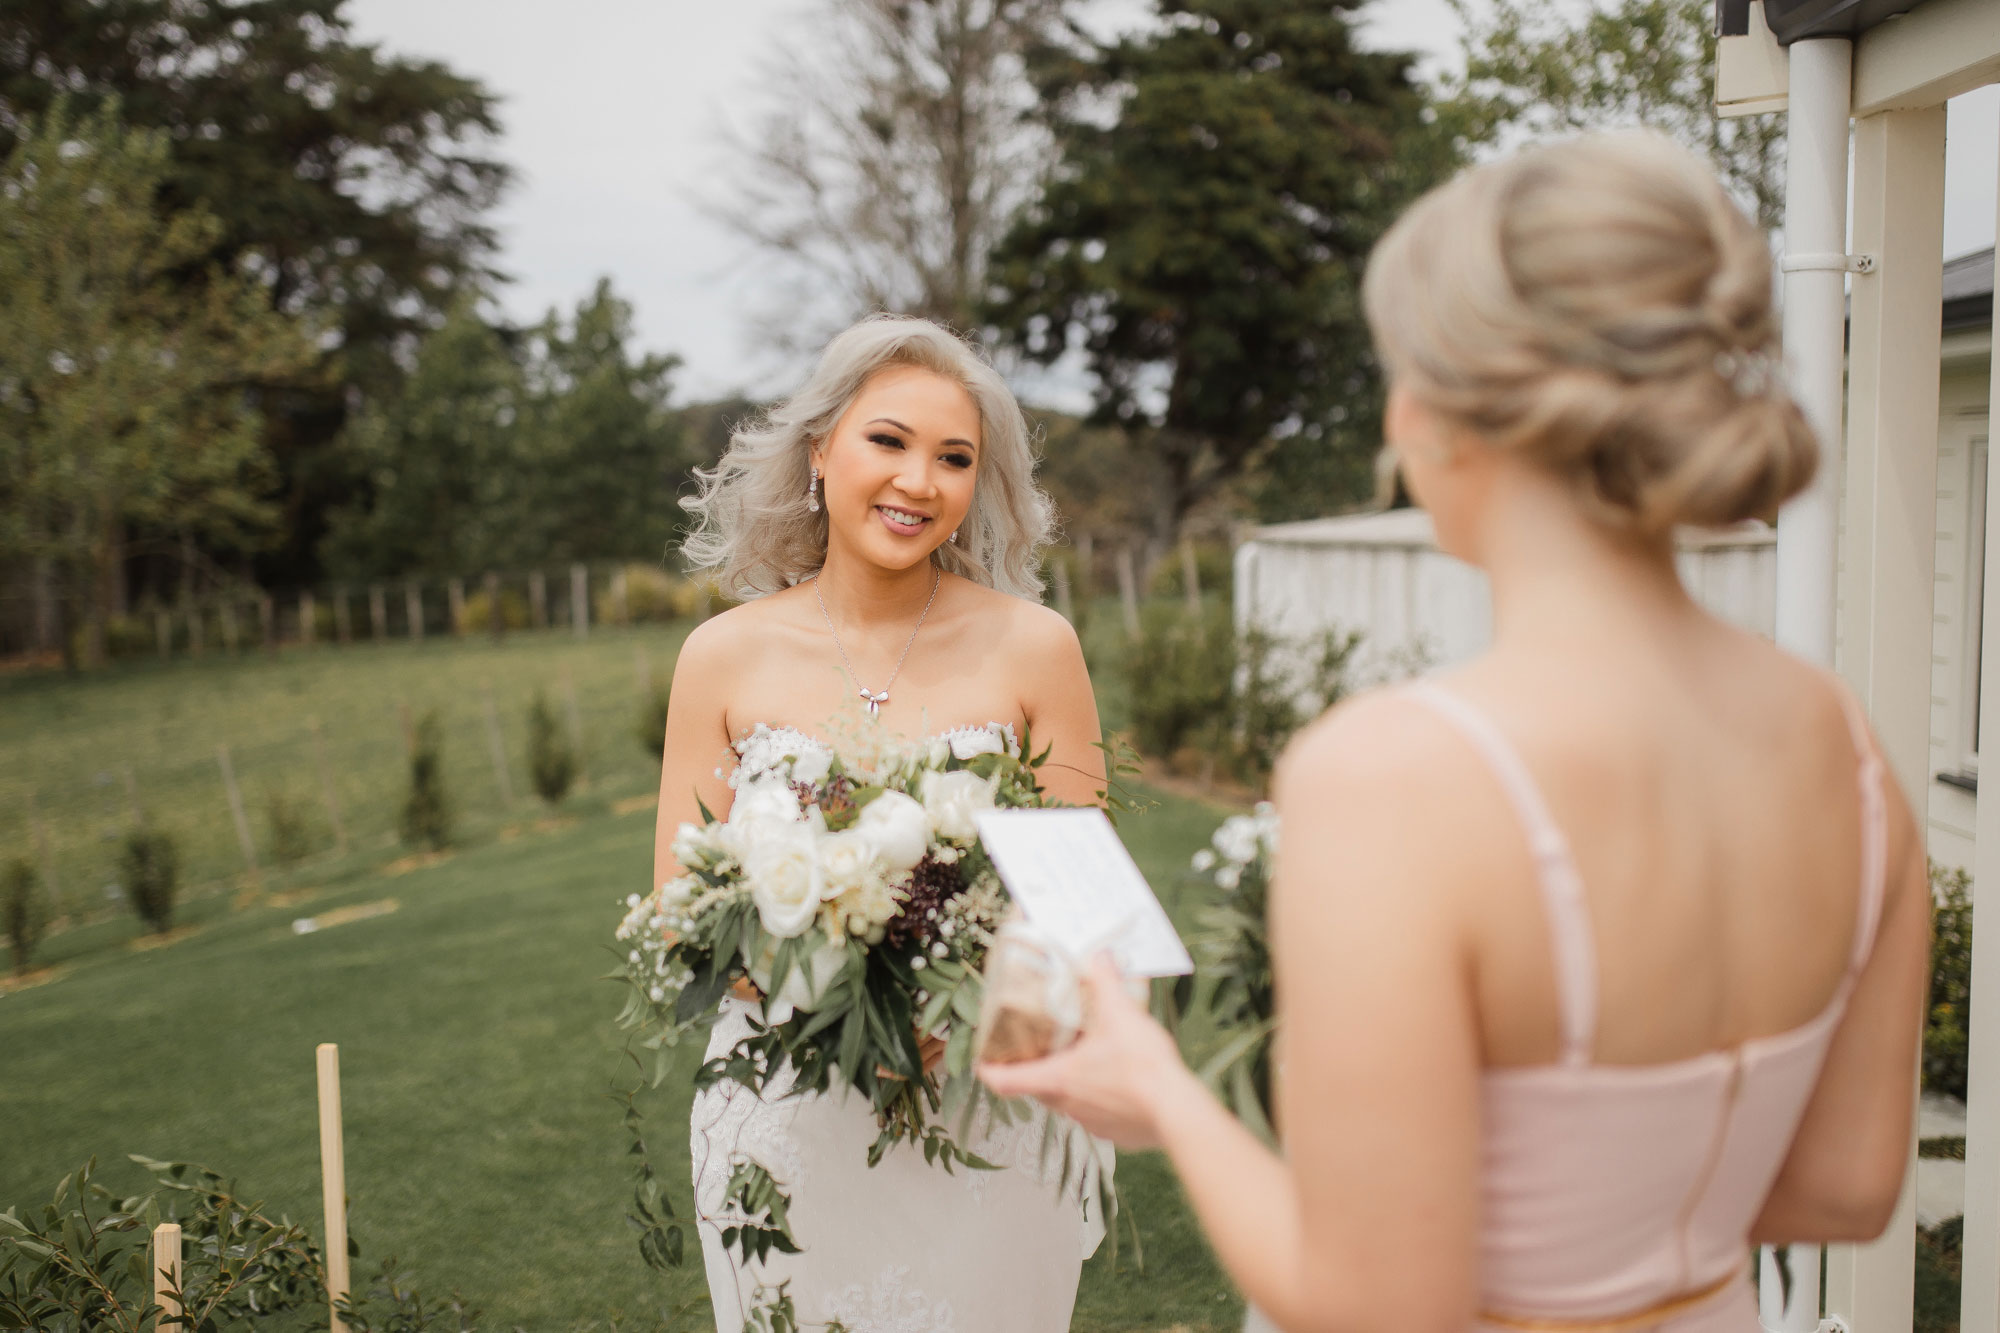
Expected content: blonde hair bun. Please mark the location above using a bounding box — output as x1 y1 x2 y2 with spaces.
1363 132 1817 534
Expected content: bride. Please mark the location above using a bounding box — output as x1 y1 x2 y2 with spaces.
652 315 1109 1330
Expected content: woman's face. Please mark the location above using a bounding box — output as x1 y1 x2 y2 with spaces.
813 364 981 575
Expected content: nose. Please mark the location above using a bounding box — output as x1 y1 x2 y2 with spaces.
893 452 940 501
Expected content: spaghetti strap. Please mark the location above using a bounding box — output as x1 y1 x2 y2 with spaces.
1827 679 1891 978
1404 682 1598 1067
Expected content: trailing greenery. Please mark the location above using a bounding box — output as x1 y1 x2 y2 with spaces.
117 827 179 935
527 690 577 807
4 860 41 976
399 711 454 851
1926 861 1972 1101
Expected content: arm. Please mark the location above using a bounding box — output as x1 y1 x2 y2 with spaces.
982 698 1484 1333
1017 606 1108 809
650 618 740 894
1750 753 1930 1243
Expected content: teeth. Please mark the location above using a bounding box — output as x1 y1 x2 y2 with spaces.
881 508 924 528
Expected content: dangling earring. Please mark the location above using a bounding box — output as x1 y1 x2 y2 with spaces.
949 529 958 544
807 468 821 513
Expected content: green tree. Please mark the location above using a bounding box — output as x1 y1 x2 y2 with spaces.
0 0 511 590
986 0 1454 534
0 100 315 667
513 280 688 565
319 299 523 579
1442 0 1785 231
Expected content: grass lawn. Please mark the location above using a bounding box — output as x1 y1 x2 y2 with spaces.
1 627 1248 1331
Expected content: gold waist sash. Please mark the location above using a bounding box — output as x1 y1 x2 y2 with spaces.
1479 1271 1740 1333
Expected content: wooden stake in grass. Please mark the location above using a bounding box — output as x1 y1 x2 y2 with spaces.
216 744 261 885
1052 560 1074 622
529 569 547 629
334 586 352 645
152 1221 182 1325
482 688 515 808
310 718 349 855
25 789 60 912
1116 547 1142 641
447 578 465 637
405 581 425 644
369 584 387 642
317 1043 351 1333
571 564 589 639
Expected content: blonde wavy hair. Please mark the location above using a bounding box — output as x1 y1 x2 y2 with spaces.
679 315 1055 600
1363 132 1816 534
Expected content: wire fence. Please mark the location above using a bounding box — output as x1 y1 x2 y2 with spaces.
5 623 686 928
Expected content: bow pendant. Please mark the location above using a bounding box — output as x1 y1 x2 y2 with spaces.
859 688 889 718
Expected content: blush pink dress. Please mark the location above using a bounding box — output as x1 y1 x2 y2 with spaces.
1403 681 1888 1333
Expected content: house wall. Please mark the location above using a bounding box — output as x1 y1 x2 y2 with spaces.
1927 337 1994 873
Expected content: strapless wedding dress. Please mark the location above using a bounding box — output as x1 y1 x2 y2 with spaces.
690 721 1108 1333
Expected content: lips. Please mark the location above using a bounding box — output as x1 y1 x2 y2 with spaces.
876 505 932 533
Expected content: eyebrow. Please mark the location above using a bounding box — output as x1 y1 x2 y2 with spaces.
867 417 977 453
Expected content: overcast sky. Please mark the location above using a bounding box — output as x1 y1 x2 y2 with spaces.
343 0 1999 403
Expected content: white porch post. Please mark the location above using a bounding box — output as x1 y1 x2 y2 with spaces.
1958 100 2000 1333
1774 36 1854 669
1830 103 1948 1333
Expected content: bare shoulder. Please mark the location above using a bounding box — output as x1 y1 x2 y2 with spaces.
672 595 785 680
955 578 1082 661
1277 686 1467 798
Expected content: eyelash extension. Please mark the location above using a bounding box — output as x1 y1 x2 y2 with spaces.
872 433 974 470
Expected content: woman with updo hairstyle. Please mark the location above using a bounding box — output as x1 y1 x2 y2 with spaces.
982 133 1930 1333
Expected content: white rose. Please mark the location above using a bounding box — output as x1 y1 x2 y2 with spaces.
731 780 803 833
949 728 1005 761
816 827 882 900
1212 815 1260 865
856 789 931 872
789 747 833 788
922 769 999 843
741 822 824 938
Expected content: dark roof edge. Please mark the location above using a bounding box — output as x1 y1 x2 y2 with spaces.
1730 0 1932 46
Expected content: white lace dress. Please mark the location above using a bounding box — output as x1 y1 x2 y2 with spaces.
690 722 1109 1333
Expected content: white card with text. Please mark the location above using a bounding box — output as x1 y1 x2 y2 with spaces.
973 808 1194 978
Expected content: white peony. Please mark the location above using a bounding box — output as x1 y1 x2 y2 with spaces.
856 789 931 872
731 779 803 832
922 769 999 842
816 827 883 900
741 821 824 937
789 747 833 788
948 727 1006 760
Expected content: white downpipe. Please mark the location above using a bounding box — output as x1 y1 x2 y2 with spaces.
1772 35 1854 670
1764 34 1852 1333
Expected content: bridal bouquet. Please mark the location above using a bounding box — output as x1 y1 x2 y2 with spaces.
615 725 1053 1181
1191 803 1281 1139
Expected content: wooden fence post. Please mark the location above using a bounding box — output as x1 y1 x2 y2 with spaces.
404 581 424 644
571 564 589 639
529 569 547 630
152 1221 182 1325
563 667 588 787
1115 547 1142 641
25 791 60 903
482 688 514 808
300 591 316 647
317 1044 351 1333
215 744 260 885
485 571 505 641
447 578 465 636
333 586 352 645
1076 530 1095 595
1052 561 1074 622
310 718 348 855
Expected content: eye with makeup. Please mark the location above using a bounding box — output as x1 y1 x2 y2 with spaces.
868 430 975 471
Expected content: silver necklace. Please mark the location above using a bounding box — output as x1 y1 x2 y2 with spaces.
813 568 941 718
